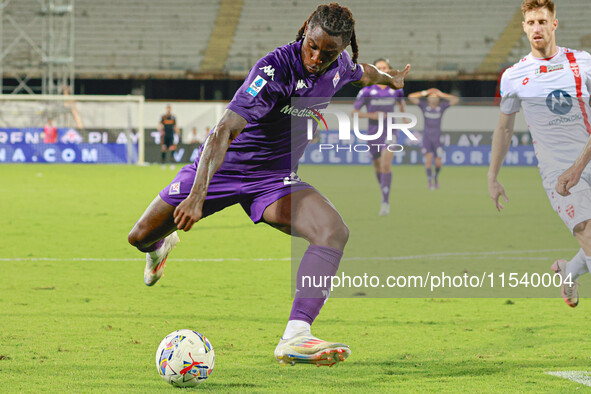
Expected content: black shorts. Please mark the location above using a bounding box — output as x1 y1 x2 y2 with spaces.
163 134 175 147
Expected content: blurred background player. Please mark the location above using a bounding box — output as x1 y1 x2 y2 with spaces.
488 0 591 308
43 118 57 144
409 88 459 189
353 58 406 216
62 84 84 129
128 3 410 367
189 126 208 147
159 105 180 168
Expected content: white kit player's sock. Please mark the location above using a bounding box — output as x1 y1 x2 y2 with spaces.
583 253 591 277
566 248 589 280
282 320 311 340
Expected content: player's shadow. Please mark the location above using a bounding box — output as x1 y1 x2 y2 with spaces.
360 358 549 378
199 382 259 390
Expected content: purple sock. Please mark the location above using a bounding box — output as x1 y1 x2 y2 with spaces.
380 172 392 203
426 168 432 183
289 245 343 325
137 238 164 253
435 167 441 179
375 171 382 185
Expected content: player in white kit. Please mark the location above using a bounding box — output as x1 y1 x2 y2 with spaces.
488 0 591 307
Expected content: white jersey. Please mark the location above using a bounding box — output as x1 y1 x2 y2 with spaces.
500 46 591 191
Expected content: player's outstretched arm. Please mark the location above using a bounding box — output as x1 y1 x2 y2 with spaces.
173 109 247 231
354 63 411 90
556 139 591 196
488 112 516 211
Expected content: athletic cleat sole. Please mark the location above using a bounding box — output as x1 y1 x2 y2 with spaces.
276 347 350 367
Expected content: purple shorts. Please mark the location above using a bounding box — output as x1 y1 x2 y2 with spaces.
421 136 443 157
368 130 398 160
159 163 314 223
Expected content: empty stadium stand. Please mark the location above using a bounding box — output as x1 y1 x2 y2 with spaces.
1 0 590 79
1 0 220 77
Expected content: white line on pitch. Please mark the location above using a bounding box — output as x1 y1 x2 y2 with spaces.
0 248 576 262
342 248 575 261
546 371 591 387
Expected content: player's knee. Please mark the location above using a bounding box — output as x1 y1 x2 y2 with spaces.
340 222 350 246
315 220 349 249
127 229 141 248
128 223 148 249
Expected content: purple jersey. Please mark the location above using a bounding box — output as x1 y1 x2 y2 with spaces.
198 40 363 173
160 41 363 223
418 99 450 138
353 85 404 134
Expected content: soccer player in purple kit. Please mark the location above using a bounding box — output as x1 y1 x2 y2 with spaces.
128 3 410 367
408 88 459 189
353 58 406 216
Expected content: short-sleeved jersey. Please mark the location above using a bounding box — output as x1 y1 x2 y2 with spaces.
418 99 450 138
161 114 177 136
500 47 591 190
43 124 57 143
353 86 404 133
200 40 363 173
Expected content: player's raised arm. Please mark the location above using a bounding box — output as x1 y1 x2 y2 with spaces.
408 88 437 105
353 63 411 89
433 88 460 106
487 112 516 211
173 109 247 231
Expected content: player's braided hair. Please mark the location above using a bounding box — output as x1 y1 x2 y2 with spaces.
295 3 359 64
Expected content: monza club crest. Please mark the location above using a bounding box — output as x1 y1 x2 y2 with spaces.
570 63 580 78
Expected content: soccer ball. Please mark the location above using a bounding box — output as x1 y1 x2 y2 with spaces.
155 329 215 388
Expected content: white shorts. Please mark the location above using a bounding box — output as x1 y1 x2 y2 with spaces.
546 188 591 234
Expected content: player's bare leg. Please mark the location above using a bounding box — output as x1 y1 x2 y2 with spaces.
128 196 180 286
263 189 351 366
424 152 434 189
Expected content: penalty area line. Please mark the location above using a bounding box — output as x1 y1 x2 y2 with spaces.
546 371 591 387
0 248 576 263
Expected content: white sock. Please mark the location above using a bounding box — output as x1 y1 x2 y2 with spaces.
584 254 591 277
282 320 311 340
566 248 589 281
148 248 162 261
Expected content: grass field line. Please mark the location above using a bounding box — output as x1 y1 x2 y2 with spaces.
343 248 575 261
0 248 576 263
546 371 591 387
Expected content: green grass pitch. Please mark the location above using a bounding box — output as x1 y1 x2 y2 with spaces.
1 163 590 392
